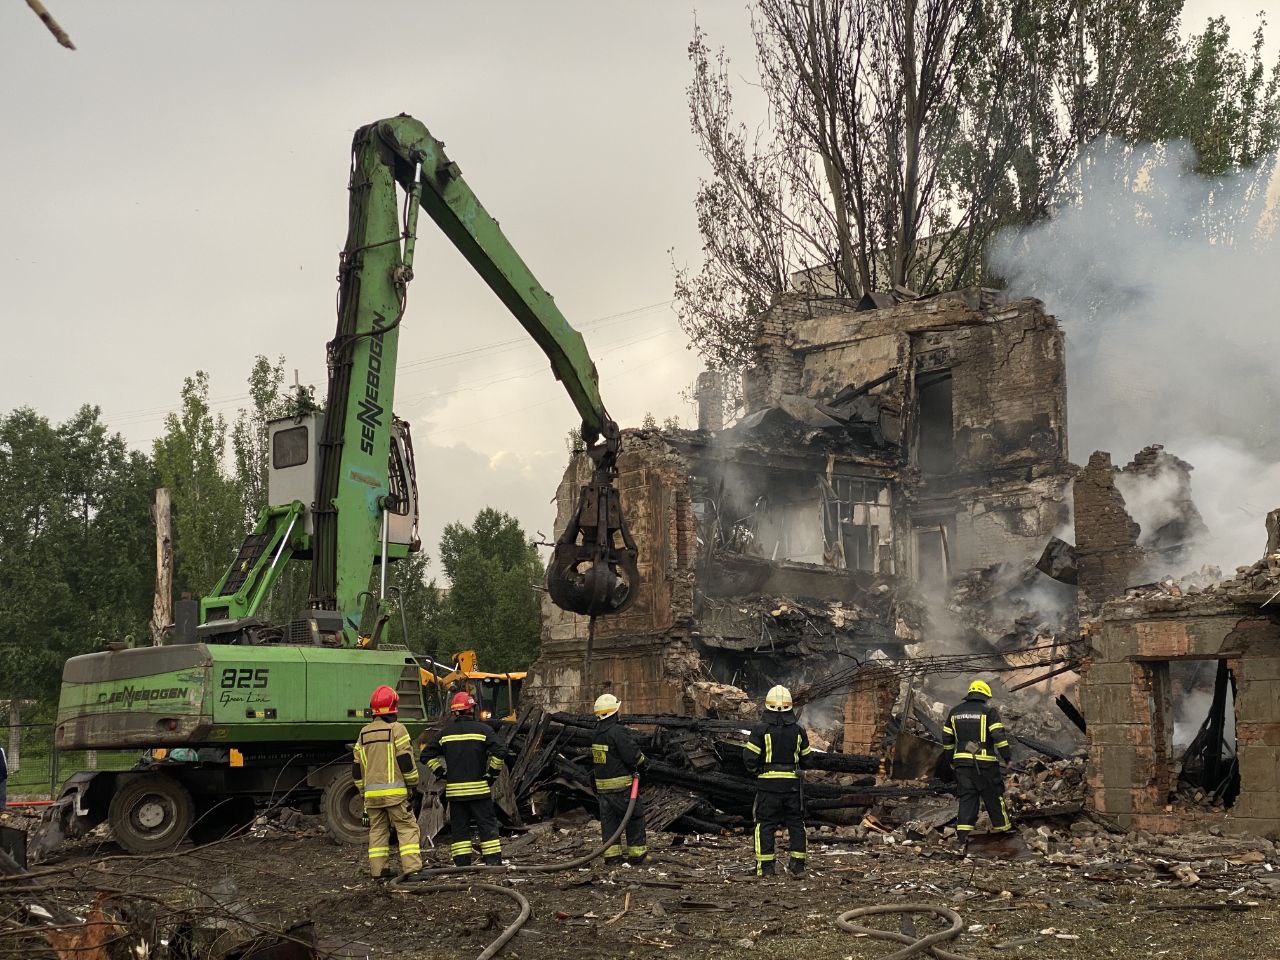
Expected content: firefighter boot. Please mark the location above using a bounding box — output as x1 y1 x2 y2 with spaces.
755 860 775 878
787 856 806 876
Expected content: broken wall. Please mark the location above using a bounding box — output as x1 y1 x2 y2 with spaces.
529 289 1077 746
1073 452 1145 610
525 434 699 715
1082 596 1280 836
748 289 1071 576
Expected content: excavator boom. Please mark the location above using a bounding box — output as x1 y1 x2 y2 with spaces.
372 116 606 436
369 115 639 616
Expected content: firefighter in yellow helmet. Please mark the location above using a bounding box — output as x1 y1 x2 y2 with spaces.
591 693 648 865
943 679 1013 847
354 685 422 878
743 685 811 876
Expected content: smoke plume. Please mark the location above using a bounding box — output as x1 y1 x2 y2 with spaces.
992 141 1280 572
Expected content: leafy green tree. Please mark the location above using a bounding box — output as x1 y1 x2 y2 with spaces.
231 355 288 528
392 550 454 658
0 407 153 702
432 509 543 672
153 372 242 596
57 406 154 647
0 410 73 701
229 355 315 620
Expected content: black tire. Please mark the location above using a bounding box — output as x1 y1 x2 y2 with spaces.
107 773 195 854
321 770 367 847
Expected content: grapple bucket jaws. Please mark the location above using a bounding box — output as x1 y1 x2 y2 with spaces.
546 423 640 618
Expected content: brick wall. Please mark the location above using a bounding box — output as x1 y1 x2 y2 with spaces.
1074 452 1144 609
1081 601 1280 837
775 292 1072 577
843 667 898 754
524 432 699 713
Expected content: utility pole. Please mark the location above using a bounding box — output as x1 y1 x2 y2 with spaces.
150 488 173 646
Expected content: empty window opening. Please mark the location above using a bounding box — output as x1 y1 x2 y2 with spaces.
726 474 893 572
822 478 892 573
1153 659 1239 809
915 371 954 474
843 523 876 572
914 519 954 585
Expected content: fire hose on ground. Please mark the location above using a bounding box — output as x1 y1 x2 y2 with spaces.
836 904 974 960
387 775 641 959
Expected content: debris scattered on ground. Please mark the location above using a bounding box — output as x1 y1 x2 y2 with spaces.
7 795 1280 960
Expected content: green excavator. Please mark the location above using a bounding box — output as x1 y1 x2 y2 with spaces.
37 114 639 856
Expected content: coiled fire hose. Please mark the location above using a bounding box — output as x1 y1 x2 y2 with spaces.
388 776 641 959
835 904 974 960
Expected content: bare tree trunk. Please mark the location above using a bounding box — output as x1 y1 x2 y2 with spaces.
150 487 173 646
895 0 922 288
805 0 865 296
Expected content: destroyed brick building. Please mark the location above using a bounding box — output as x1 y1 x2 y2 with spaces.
525 288 1076 727
525 284 1280 838
1078 453 1280 837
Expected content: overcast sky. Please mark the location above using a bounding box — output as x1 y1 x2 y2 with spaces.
2 0 1271 573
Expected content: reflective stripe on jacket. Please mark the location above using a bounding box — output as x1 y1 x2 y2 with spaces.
591 716 647 792
943 694 1011 765
354 718 419 808
743 716 810 791
422 717 506 800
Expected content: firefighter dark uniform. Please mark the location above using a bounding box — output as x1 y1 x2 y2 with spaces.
422 698 507 865
943 680 1013 839
743 685 811 876
353 710 422 877
590 694 648 865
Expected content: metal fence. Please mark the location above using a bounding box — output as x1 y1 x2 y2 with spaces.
3 723 135 801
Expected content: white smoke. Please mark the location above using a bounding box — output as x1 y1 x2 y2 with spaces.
1113 463 1189 545
992 141 1280 572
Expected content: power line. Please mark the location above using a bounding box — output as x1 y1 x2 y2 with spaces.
104 298 678 428
397 326 677 408
417 339 692 436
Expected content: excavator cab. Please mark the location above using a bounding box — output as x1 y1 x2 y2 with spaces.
546 420 640 617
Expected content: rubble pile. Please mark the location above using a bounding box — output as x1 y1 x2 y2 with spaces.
694 588 908 661
486 707 948 836
1122 563 1226 601
1007 757 1087 814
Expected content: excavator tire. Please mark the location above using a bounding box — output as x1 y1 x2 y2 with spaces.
107 773 194 854
321 769 367 847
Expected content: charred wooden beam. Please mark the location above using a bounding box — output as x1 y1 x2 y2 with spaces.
1056 694 1087 734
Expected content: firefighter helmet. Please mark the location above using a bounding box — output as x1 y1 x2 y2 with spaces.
968 679 993 699
450 691 477 714
370 685 399 716
764 685 793 712
594 693 621 719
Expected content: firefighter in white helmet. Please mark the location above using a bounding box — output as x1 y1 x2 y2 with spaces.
743 685 811 876
590 692 648 866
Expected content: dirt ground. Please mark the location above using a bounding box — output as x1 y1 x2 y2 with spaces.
12 812 1280 960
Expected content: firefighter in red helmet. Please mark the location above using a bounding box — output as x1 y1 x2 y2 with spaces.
422 691 507 865
353 685 422 878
